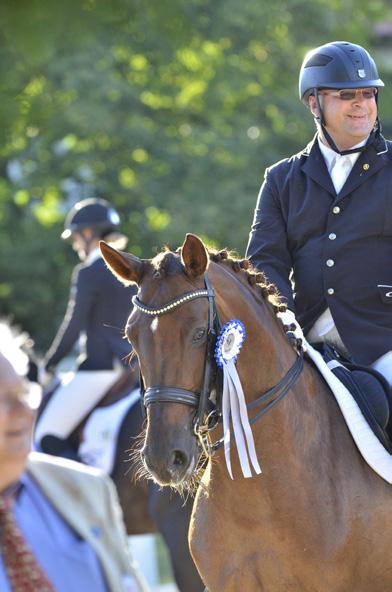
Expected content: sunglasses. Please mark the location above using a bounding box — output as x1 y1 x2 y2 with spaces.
319 88 378 101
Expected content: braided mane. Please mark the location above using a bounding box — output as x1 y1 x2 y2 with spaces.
159 245 287 313
208 248 287 313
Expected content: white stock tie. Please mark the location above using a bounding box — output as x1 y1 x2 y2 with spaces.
330 155 352 194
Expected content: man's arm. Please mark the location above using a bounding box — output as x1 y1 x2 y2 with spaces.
44 266 95 369
246 167 295 311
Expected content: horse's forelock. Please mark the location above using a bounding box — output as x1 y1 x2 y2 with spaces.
151 250 183 278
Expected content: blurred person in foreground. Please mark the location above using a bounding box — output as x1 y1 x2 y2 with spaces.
246 41 392 386
0 350 148 592
35 198 136 456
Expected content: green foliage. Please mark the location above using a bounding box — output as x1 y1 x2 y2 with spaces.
0 0 391 349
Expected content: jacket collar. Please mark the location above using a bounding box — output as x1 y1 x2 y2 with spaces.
301 135 335 194
318 136 364 173
301 133 390 201
85 247 102 266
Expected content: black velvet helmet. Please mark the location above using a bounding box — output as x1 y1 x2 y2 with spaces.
61 198 121 240
299 41 384 103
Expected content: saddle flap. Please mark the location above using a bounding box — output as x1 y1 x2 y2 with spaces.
314 343 392 452
349 369 389 429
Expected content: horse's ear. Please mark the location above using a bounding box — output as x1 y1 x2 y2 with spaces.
100 241 144 286
181 233 208 278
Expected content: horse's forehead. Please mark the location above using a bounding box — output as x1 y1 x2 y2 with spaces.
151 250 180 272
140 252 190 298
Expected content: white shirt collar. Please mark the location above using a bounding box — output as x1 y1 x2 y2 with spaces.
85 247 102 265
318 136 367 173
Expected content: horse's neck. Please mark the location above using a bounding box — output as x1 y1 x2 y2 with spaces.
211 264 343 474
212 264 295 397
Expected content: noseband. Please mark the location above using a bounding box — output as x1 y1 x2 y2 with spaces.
132 273 221 432
133 271 304 453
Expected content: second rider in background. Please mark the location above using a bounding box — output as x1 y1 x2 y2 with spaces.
35 198 136 457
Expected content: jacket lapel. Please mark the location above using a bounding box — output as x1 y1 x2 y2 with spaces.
301 134 390 202
301 136 336 195
336 140 389 202
27 455 122 592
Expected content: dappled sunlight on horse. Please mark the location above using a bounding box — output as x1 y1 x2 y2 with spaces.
101 233 392 592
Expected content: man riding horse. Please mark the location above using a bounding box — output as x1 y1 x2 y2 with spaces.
246 41 392 387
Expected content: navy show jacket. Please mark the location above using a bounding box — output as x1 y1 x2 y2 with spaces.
45 255 136 371
246 133 392 365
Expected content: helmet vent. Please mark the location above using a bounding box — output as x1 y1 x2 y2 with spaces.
304 54 333 68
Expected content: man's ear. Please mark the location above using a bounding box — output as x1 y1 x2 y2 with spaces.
308 94 320 118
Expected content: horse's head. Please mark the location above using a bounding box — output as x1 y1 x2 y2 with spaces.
101 233 292 487
101 234 217 486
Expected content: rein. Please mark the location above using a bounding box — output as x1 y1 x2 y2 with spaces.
133 271 304 455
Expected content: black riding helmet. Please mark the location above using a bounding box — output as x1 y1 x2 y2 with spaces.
299 41 384 154
61 198 121 240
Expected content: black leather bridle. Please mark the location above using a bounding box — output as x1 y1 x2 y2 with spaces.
133 271 304 454
133 273 221 440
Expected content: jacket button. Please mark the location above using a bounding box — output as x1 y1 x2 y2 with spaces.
332 206 340 214
327 288 335 295
328 233 337 240
326 259 335 267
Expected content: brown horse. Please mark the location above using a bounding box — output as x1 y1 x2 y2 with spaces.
100 233 392 592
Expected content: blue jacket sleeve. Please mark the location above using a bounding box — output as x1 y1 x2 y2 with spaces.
246 167 295 311
44 265 95 369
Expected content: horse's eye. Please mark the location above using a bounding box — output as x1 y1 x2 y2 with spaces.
192 328 206 343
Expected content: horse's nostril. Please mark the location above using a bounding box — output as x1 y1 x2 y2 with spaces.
172 449 188 468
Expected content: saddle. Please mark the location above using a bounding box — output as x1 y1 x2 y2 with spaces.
314 343 392 453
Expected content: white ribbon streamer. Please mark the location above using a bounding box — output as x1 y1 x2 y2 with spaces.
222 359 262 479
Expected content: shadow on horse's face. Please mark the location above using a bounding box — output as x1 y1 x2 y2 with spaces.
141 402 200 486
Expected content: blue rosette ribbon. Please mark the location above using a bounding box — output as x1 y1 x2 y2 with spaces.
214 320 246 368
214 320 262 480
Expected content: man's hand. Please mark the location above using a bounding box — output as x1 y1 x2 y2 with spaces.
277 309 307 351
38 364 55 388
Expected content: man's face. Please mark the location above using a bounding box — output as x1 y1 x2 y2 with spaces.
0 356 34 476
309 88 378 150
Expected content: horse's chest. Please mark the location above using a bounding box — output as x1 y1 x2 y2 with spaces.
191 489 392 592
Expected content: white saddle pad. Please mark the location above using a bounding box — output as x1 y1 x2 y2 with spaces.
78 389 140 474
306 342 392 484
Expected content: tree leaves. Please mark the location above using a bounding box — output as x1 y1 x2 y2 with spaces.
0 0 390 348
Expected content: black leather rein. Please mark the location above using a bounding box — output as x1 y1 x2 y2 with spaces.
133 271 304 451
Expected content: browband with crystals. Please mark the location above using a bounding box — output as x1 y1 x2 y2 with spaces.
132 289 210 316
